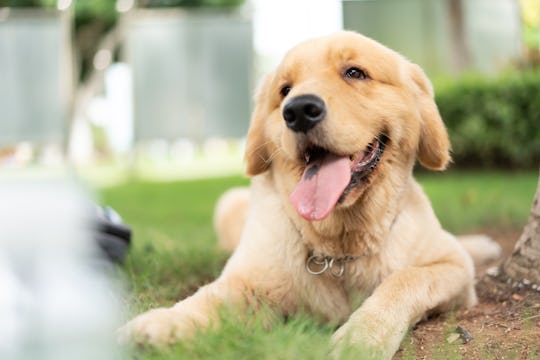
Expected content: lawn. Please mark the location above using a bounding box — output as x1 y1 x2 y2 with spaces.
99 170 539 359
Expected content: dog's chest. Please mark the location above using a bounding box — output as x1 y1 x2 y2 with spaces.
299 255 386 322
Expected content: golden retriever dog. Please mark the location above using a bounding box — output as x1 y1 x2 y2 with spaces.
120 31 501 358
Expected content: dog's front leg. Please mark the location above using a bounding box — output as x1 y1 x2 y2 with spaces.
118 277 248 346
331 260 476 359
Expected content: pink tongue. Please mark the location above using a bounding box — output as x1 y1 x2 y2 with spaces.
290 153 351 221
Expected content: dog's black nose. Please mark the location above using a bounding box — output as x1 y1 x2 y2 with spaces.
282 94 326 133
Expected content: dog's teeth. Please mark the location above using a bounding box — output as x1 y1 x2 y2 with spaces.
305 153 310 164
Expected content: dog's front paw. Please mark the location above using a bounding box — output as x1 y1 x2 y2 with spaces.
330 312 401 360
330 324 381 360
117 307 195 347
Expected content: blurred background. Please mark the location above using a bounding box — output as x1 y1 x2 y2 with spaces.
1 1 540 359
1 0 539 180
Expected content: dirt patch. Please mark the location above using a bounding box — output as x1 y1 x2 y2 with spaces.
397 230 540 359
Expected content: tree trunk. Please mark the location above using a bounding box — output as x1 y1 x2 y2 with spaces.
502 171 540 287
448 0 469 72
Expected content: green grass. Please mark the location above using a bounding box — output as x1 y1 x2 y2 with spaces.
419 170 538 232
101 176 249 310
99 170 538 359
134 310 336 360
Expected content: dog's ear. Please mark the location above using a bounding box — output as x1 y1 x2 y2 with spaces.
245 74 273 176
409 64 451 170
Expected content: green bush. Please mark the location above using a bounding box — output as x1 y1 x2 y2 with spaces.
139 0 245 8
435 71 540 169
0 0 55 7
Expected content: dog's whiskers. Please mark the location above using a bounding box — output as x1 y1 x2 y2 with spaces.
376 131 391 143
248 140 274 163
265 148 283 164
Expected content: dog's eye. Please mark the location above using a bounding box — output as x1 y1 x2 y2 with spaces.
344 67 368 80
280 85 292 97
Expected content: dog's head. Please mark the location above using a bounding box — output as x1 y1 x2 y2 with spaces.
245 31 450 221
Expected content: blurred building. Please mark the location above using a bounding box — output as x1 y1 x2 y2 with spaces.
126 7 252 142
0 6 73 151
342 0 522 76
0 0 529 167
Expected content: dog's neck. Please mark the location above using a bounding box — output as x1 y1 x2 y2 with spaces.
274 162 413 259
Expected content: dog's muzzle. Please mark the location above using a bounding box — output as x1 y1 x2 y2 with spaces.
282 94 326 133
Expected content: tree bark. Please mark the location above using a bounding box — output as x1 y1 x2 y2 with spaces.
502 171 540 287
448 0 469 72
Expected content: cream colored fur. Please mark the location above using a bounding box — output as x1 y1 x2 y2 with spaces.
214 194 501 267
213 187 249 252
119 31 501 359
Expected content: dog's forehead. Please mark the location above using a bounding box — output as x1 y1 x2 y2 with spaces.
276 32 404 84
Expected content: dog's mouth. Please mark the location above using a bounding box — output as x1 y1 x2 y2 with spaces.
290 135 387 221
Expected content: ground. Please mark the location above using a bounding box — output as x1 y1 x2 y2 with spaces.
399 230 540 360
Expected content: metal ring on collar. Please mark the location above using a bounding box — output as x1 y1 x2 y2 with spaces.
306 255 329 275
328 258 345 277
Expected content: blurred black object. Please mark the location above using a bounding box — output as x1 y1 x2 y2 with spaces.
94 206 131 264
